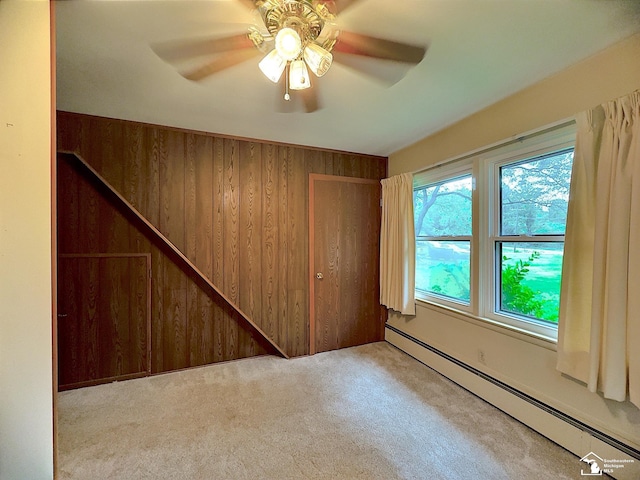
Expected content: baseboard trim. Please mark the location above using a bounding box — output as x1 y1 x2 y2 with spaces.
385 323 640 462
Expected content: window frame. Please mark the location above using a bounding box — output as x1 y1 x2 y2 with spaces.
413 162 474 312
414 123 576 342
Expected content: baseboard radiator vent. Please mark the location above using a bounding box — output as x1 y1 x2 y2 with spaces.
385 323 640 462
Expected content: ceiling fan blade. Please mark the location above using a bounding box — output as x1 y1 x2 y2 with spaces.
334 30 426 64
235 0 258 10
153 33 256 62
182 49 261 81
333 52 413 85
332 0 365 13
316 0 362 14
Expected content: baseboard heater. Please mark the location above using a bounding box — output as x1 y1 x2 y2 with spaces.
385 323 640 461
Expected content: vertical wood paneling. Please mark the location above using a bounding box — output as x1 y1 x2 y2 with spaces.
360 154 373 179
84 258 99 380
324 150 335 175
76 115 92 156
56 159 79 254
160 131 188 371
143 126 162 226
306 149 326 175
261 143 278 344
191 134 216 366
363 181 383 343
104 257 123 376
130 256 149 373
99 189 130 253
223 138 240 359
98 118 125 192
89 118 104 175
56 111 387 372
212 137 226 362
239 141 262 357
123 124 148 252
344 153 359 177
288 147 308 356
79 163 100 253
56 113 74 152
160 131 186 251
185 133 199 366
57 257 79 383
185 134 198 264
58 255 150 389
332 152 344 177
277 146 289 352
123 124 144 210
146 127 164 372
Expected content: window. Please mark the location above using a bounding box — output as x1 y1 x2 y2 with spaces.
414 173 473 308
490 148 573 337
413 123 575 340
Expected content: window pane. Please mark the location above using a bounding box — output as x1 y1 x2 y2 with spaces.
500 149 573 236
499 242 564 324
414 175 472 237
416 240 470 303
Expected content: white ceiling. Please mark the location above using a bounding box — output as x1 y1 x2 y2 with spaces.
56 0 640 157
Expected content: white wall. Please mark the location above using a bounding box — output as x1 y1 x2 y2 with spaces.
391 32 640 176
0 2 54 479
388 31 640 472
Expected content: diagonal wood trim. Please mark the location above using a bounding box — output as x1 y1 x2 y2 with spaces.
58 151 289 359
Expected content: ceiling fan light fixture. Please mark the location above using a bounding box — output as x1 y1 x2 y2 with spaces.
248 26 266 48
315 22 339 51
259 49 287 83
315 2 336 21
289 59 311 90
275 27 302 61
304 43 332 77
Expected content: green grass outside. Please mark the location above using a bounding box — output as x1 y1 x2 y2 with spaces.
500 245 563 323
416 244 564 323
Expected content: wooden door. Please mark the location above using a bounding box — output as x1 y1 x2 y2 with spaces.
57 254 151 390
309 174 385 354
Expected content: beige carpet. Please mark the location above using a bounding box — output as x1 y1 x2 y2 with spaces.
58 342 582 479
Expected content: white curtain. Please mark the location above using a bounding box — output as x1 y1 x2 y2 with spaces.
380 173 416 315
557 91 640 408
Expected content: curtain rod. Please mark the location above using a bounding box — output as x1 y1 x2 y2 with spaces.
410 117 576 176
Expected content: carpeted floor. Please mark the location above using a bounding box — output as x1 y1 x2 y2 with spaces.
58 342 583 479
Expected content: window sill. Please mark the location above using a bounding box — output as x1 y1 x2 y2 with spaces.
414 297 558 351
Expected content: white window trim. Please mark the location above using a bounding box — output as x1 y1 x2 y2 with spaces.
479 124 575 340
414 161 474 313
414 122 576 343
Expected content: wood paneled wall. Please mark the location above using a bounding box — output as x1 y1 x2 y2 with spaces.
56 111 387 373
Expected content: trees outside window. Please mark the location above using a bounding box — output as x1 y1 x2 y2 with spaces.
414 175 472 305
497 149 573 324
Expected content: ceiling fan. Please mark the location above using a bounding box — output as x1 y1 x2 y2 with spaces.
153 0 427 112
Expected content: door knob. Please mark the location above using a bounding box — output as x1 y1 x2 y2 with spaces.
316 272 323 279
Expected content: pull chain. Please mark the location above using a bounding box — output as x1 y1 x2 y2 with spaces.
284 62 291 101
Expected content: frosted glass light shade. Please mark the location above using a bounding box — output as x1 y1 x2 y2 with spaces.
289 59 311 90
259 49 286 83
304 43 333 77
275 27 302 61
